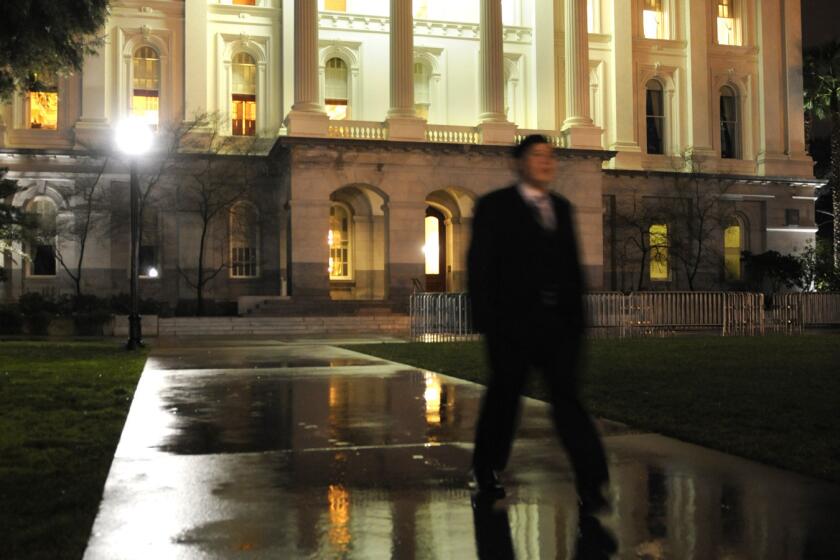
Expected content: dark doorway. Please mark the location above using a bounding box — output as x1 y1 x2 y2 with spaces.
424 206 447 292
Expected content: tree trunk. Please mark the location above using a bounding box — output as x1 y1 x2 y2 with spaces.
196 222 208 316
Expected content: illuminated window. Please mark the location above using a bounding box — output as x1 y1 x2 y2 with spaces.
230 202 259 278
232 0 256 4
329 204 351 279
27 198 57 276
645 80 665 155
325 58 349 120
642 0 665 40
231 52 257 136
324 0 346 12
649 224 669 281
414 0 428 19
423 215 440 275
724 221 741 281
720 85 739 159
28 74 58 130
717 0 740 46
132 46 160 127
414 61 430 120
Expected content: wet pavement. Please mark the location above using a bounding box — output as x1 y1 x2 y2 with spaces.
84 338 840 559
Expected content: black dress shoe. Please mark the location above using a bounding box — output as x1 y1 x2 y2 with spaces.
574 515 618 559
470 467 506 498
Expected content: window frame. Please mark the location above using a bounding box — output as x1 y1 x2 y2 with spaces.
715 0 742 47
25 197 59 278
229 201 261 279
231 51 258 136
131 45 161 128
723 218 743 281
719 84 740 160
328 203 353 281
644 79 667 156
649 223 670 282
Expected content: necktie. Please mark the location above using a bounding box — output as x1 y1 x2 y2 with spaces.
532 195 556 231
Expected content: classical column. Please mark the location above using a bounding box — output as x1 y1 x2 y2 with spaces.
477 0 515 144
607 0 641 168
561 0 602 148
285 0 328 136
782 0 814 175
386 0 425 141
684 0 715 158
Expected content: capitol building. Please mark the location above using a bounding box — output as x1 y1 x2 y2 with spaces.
0 0 822 309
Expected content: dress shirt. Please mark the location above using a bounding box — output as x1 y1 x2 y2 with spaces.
517 182 557 231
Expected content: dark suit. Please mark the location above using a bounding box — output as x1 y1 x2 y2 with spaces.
468 185 609 507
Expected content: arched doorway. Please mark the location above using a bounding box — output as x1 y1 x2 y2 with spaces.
424 206 446 292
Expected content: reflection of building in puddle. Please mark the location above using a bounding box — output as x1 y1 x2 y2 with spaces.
424 372 455 428
328 484 351 553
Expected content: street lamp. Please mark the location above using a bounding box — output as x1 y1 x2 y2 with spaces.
115 117 153 350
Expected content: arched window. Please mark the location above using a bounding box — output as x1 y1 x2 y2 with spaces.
325 57 349 120
28 73 58 130
328 204 351 279
720 85 739 159
230 202 259 278
27 197 58 276
132 46 160 127
231 52 257 136
645 80 665 155
414 61 431 120
649 224 669 281
724 219 742 281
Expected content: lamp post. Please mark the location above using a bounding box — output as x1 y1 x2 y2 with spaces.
115 117 153 350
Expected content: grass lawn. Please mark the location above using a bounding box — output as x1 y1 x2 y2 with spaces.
0 341 147 560
348 335 840 483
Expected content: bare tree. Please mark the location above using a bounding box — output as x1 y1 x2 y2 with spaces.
52 156 108 297
662 157 733 291
172 118 270 315
614 192 662 291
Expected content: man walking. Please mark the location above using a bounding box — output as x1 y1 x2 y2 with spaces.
467 135 616 556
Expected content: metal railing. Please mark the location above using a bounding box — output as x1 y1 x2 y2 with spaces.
409 292 840 341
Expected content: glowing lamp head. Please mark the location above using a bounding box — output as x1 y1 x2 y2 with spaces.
146 267 159 279
115 117 154 156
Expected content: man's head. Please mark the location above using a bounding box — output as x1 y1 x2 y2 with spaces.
512 134 556 190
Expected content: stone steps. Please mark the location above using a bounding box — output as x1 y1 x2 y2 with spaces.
157 315 410 337
246 298 404 317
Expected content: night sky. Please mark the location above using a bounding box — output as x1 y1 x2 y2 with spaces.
803 0 840 48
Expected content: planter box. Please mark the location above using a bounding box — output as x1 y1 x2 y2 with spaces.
112 315 159 337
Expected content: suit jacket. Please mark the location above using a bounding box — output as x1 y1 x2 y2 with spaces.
467 185 585 336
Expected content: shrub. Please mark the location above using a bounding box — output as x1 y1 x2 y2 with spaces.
73 309 113 336
109 294 162 315
0 306 23 335
25 311 52 335
18 292 57 316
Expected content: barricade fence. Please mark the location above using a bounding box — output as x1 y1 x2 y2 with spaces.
409 292 840 341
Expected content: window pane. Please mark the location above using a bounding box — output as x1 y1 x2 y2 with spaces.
29 91 58 129
646 85 664 155
325 58 349 101
231 96 256 136
724 224 741 280
325 0 346 11
329 205 351 279
650 224 669 281
33 245 56 276
424 216 440 275
720 89 738 159
326 102 348 121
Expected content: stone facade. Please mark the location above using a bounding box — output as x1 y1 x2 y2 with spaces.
0 0 824 308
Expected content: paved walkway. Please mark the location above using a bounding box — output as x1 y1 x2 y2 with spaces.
84 337 840 559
